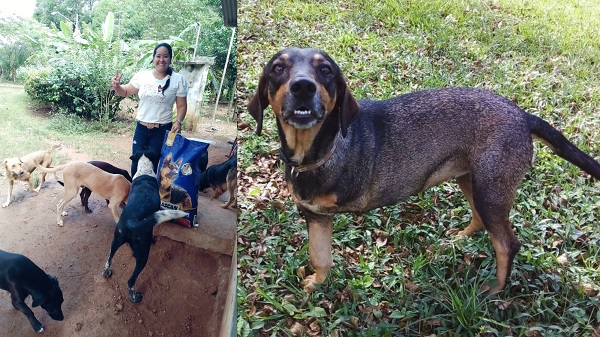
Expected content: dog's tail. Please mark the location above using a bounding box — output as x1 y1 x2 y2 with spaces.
34 161 68 174
527 113 600 179
140 210 188 227
47 144 61 153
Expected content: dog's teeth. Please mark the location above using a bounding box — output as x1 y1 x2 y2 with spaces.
294 110 311 115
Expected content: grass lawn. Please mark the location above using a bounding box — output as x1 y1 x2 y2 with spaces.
0 84 133 163
236 1 600 336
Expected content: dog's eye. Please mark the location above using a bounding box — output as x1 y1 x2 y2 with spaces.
272 64 285 75
320 65 332 76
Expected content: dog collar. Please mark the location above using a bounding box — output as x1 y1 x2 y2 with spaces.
280 134 338 177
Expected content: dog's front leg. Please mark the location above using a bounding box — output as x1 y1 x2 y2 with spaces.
301 211 334 293
3 180 13 207
11 297 44 332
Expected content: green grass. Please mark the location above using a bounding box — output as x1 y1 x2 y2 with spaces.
0 86 133 164
237 1 600 336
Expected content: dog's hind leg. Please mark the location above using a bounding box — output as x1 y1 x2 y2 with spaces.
102 234 126 279
80 187 93 213
453 174 485 237
127 243 151 303
55 179 82 226
108 201 121 223
221 193 235 208
34 172 47 192
470 161 526 293
301 211 334 293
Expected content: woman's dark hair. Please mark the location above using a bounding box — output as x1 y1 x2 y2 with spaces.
154 42 173 95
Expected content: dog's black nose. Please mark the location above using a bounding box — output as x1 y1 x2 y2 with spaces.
290 78 317 100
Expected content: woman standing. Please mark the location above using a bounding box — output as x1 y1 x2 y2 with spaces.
111 42 188 175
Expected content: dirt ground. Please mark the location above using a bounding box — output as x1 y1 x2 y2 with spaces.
0 109 237 336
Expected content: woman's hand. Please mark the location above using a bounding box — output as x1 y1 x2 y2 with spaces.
111 70 123 91
170 120 182 133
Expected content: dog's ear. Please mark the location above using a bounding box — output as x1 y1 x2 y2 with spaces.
175 157 183 167
335 74 360 138
247 70 269 136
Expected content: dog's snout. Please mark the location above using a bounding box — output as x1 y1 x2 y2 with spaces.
290 78 317 100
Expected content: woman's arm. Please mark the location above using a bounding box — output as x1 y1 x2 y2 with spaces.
111 70 139 97
113 83 139 97
171 96 187 133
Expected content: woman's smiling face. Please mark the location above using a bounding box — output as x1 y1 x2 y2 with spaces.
153 46 171 73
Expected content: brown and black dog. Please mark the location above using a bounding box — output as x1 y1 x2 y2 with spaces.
199 155 237 208
159 153 193 210
248 48 600 293
222 165 237 209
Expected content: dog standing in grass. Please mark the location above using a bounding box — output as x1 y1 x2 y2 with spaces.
248 48 600 293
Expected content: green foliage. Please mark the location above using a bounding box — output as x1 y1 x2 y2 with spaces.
238 0 600 336
90 0 237 100
33 0 92 28
21 13 126 122
0 16 50 81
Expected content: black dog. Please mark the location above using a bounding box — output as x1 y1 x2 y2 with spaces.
199 155 237 199
102 147 187 303
192 150 209 186
0 249 64 332
80 161 132 213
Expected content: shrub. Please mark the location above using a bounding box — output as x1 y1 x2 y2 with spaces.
22 47 127 122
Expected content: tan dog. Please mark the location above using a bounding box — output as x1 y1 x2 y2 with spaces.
35 161 131 226
3 145 60 208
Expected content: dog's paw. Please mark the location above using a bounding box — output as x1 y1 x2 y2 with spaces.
301 274 320 293
61 211 68 216
32 322 44 333
102 268 112 278
445 228 461 236
57 220 64 227
2 201 9 208
129 289 143 303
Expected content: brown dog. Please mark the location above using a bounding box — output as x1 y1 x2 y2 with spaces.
159 153 193 210
3 144 60 208
248 48 600 293
35 161 131 226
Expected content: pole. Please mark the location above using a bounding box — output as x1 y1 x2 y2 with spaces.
207 26 235 131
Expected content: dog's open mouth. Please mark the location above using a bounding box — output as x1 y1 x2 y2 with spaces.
283 105 324 129
294 109 312 117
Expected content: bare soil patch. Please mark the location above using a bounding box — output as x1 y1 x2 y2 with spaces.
0 109 237 336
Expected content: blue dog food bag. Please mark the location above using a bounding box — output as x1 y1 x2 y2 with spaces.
157 131 209 227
